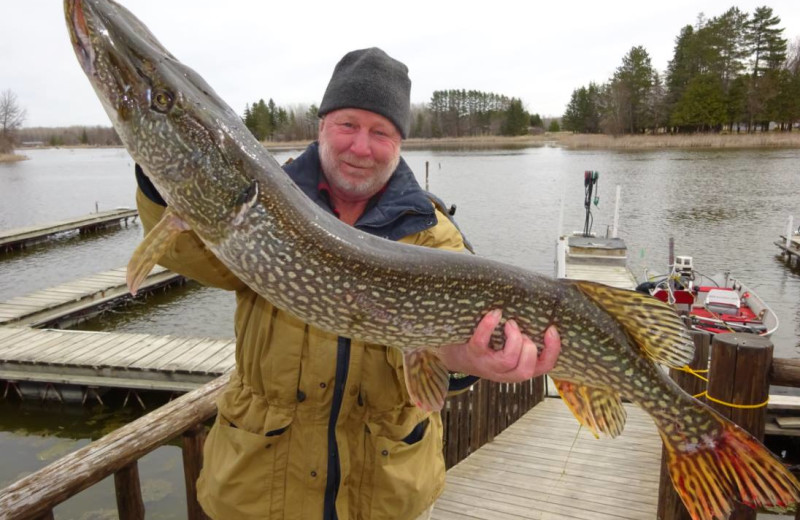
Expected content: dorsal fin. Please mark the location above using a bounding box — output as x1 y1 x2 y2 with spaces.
573 281 694 367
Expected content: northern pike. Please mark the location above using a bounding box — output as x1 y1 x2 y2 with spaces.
65 1 800 518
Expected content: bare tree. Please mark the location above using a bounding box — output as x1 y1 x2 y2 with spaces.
0 89 26 153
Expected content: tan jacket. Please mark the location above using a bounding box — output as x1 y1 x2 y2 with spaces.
136 183 466 519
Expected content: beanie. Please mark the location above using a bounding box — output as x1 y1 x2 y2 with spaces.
318 47 411 138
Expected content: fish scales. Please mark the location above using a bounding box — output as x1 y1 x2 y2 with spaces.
65 1 800 518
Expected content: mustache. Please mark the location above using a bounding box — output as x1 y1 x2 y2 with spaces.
339 154 376 169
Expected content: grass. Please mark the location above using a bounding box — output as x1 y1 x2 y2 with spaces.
558 132 800 150
0 153 27 163
261 133 800 152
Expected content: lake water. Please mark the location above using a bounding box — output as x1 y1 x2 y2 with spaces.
2 146 800 517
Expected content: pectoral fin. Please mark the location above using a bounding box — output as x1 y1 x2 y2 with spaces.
403 348 450 412
127 209 190 295
552 379 626 438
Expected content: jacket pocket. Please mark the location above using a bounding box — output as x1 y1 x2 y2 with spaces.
198 414 292 519
364 414 445 520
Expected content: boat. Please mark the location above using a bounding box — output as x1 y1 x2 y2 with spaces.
637 255 779 337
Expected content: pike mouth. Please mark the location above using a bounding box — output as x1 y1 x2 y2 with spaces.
67 0 96 76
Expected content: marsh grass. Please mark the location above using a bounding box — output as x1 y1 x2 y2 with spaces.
0 153 27 163
556 132 800 150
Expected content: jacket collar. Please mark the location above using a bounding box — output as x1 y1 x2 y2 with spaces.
283 142 435 240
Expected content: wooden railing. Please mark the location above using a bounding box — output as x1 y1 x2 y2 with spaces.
0 374 228 520
0 373 544 519
657 331 800 520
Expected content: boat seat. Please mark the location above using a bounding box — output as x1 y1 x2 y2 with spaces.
705 289 740 316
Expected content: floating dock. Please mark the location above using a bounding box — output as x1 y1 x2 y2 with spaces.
776 234 800 266
0 265 184 328
0 327 234 393
0 208 138 252
556 234 638 290
432 397 660 520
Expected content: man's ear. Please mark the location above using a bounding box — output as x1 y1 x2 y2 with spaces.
318 117 326 133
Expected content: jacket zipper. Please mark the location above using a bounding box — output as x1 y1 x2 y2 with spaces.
323 336 350 520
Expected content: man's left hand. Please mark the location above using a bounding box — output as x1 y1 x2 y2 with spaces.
437 309 561 383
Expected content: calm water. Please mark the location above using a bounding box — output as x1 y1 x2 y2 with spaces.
2 146 800 517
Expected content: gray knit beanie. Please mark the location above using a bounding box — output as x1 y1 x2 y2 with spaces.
318 47 411 138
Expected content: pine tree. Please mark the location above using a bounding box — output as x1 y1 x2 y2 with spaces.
613 46 655 133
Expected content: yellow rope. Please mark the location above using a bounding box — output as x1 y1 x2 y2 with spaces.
675 365 709 382
694 391 770 409
678 365 769 409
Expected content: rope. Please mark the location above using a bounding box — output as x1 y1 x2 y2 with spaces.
694 391 770 409
678 365 769 409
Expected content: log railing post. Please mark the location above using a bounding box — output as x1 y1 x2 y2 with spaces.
707 333 773 520
658 331 710 520
182 424 210 520
114 462 144 520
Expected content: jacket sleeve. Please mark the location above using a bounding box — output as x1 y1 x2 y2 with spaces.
136 188 246 291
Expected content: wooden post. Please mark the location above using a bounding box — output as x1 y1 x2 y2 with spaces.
658 331 710 520
114 462 144 520
182 424 210 520
707 333 773 520
425 161 429 191
487 381 498 443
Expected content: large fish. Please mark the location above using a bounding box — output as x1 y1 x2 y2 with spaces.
65 1 799 518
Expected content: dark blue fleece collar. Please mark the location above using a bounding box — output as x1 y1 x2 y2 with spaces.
283 142 436 241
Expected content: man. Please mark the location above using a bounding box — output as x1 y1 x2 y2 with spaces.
135 47 560 520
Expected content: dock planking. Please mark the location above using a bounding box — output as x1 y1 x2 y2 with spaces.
0 208 138 251
432 397 661 520
0 265 184 328
0 327 234 392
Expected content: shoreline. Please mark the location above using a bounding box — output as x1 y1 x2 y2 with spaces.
5 132 799 162
262 133 800 151
0 153 28 163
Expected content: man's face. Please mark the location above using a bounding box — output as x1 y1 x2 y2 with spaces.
318 108 402 201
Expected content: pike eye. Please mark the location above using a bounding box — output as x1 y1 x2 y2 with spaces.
151 89 174 113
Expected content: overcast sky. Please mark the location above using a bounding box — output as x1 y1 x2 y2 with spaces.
3 1 799 128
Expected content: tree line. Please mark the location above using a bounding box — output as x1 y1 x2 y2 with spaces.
563 6 800 134
242 90 558 141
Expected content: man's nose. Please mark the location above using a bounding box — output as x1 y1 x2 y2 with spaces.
349 129 371 156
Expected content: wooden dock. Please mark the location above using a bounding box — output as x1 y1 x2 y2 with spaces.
0 265 184 328
0 208 138 251
776 234 800 266
0 327 234 392
556 234 638 290
432 397 660 520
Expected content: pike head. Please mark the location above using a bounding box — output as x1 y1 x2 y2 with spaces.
64 0 266 243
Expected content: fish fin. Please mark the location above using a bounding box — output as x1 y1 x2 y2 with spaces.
552 379 626 438
126 209 189 295
661 418 800 520
403 348 450 412
573 281 694 368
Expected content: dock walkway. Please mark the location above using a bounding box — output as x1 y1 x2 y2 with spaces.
0 327 234 392
0 265 184 328
0 208 138 251
432 397 660 520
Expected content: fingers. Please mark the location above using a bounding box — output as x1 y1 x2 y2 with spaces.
536 325 561 375
470 309 502 351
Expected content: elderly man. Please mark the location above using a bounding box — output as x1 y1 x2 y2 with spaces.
135 47 560 520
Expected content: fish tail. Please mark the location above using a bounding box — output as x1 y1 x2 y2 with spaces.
661 418 800 520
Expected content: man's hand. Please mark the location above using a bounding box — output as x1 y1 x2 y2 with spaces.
437 309 561 383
